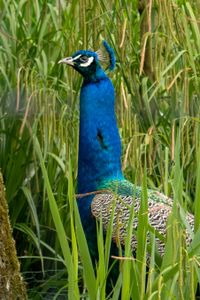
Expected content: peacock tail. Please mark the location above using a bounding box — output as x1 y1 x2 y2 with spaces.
91 179 194 255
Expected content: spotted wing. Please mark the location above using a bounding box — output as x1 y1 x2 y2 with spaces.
91 193 194 255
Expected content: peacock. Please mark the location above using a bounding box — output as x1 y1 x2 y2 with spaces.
59 40 194 274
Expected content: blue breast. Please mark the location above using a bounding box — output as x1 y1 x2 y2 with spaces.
77 75 123 194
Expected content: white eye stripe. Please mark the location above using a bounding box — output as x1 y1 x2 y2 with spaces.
79 56 94 67
72 54 82 61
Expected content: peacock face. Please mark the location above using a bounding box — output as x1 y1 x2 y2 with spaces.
59 41 116 80
58 50 100 78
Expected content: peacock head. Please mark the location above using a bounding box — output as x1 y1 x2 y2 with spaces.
58 40 116 80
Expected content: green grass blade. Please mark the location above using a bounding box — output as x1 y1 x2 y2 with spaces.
33 136 79 299
74 200 97 300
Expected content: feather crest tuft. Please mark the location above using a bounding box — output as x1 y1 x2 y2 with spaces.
96 40 116 71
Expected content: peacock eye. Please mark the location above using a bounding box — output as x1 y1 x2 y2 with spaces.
79 55 88 63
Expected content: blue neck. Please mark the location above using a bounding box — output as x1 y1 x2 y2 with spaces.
77 69 123 193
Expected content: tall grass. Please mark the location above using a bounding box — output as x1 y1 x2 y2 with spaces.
1 0 200 298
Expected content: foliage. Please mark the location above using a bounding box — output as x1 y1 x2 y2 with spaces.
1 0 200 298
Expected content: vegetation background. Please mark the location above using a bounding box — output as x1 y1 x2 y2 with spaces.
1 0 200 299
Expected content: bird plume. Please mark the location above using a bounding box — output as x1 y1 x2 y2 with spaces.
96 40 116 71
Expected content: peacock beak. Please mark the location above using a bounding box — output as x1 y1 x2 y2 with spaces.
58 57 74 66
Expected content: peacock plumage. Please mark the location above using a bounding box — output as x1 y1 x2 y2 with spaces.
59 41 194 267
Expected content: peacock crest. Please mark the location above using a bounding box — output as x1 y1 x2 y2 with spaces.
96 40 116 71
